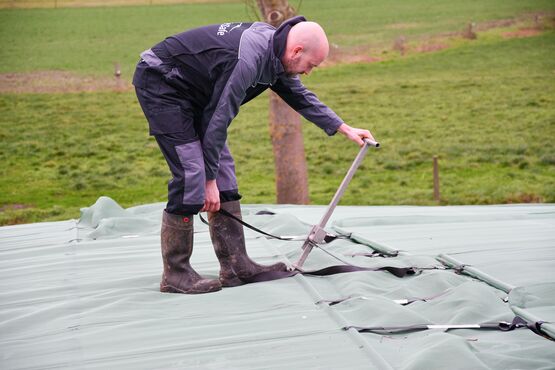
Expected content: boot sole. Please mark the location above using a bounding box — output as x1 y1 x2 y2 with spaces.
235 262 290 281
220 276 246 287
160 283 222 294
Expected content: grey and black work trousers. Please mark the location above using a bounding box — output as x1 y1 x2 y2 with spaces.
133 60 241 215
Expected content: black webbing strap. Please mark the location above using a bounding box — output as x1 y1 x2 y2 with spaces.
344 316 552 340
200 209 435 284
199 208 343 243
199 209 309 241
254 210 277 215
351 251 399 258
319 287 454 306
219 208 299 241
306 265 417 278
241 265 418 284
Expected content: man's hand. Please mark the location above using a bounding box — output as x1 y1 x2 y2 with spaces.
337 123 376 147
201 179 220 212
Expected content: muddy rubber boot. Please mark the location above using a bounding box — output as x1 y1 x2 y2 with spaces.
208 200 288 286
160 210 222 294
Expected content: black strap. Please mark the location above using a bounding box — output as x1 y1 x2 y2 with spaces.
319 287 454 306
497 317 551 340
201 210 442 285
200 210 302 241
221 208 299 240
351 251 399 258
200 209 343 243
240 265 418 284
255 210 276 215
307 265 417 278
344 316 552 340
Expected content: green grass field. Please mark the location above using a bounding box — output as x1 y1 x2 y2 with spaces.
1 0 554 224
0 0 237 8
1 0 553 75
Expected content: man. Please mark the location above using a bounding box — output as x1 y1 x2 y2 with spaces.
133 16 375 294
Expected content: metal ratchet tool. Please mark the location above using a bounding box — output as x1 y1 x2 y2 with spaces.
293 138 380 270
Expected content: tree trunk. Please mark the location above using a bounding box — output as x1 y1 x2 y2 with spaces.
256 0 309 204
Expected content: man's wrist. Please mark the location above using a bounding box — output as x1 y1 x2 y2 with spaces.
337 123 349 134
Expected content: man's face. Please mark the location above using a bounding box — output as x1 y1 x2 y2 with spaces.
282 46 325 77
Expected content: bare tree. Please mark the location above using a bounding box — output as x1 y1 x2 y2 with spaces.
255 0 309 204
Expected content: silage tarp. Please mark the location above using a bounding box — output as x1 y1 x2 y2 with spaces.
1 197 554 369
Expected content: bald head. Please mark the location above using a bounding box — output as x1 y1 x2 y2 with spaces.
281 21 329 77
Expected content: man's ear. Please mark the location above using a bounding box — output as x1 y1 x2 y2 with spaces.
292 45 304 58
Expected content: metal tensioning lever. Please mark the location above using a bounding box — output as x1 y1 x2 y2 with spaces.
293 138 380 270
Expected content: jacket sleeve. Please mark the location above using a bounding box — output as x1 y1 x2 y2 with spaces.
270 76 343 135
202 58 258 180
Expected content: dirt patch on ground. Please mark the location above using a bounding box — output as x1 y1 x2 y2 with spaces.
474 18 517 32
323 13 550 69
0 71 132 94
323 45 382 67
323 36 449 67
502 28 542 39
414 43 449 53
505 192 543 203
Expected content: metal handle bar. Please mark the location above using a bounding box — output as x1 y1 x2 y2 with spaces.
294 138 380 269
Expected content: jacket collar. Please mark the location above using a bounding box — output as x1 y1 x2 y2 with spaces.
273 15 307 60
269 15 306 79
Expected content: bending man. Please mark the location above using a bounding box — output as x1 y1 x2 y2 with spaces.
133 16 376 294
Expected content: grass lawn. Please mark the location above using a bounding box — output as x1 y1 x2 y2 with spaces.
0 1 554 224
0 0 553 76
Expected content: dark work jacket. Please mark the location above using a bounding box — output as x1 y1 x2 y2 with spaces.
133 16 343 180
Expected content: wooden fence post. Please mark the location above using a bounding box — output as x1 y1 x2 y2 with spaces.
114 62 123 90
433 155 440 202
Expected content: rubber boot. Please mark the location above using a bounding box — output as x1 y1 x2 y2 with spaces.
208 200 289 287
160 210 222 294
